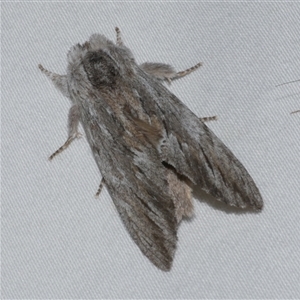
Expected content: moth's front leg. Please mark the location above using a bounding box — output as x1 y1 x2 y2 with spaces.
139 62 202 83
38 64 82 160
49 104 82 160
38 64 70 98
140 62 216 121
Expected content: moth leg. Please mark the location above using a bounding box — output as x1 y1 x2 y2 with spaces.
200 116 218 122
95 178 106 197
115 27 123 46
139 62 202 83
38 64 70 98
139 63 176 82
172 62 203 80
49 105 82 160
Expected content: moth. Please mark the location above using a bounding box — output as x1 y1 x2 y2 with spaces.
39 27 263 271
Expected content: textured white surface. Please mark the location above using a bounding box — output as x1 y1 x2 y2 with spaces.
2 2 300 299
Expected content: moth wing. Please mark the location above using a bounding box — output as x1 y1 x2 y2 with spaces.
137 69 263 210
83 99 178 272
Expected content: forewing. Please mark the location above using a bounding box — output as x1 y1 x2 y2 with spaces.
136 68 263 210
78 69 178 271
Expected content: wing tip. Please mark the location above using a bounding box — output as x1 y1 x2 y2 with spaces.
252 198 263 211
153 257 173 272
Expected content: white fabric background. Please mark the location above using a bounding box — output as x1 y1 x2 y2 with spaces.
2 2 300 299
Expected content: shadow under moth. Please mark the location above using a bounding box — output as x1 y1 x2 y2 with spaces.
39 27 263 271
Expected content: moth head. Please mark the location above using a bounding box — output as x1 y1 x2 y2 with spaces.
66 35 114 66
89 33 135 66
82 49 120 85
88 34 115 51
82 34 136 84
